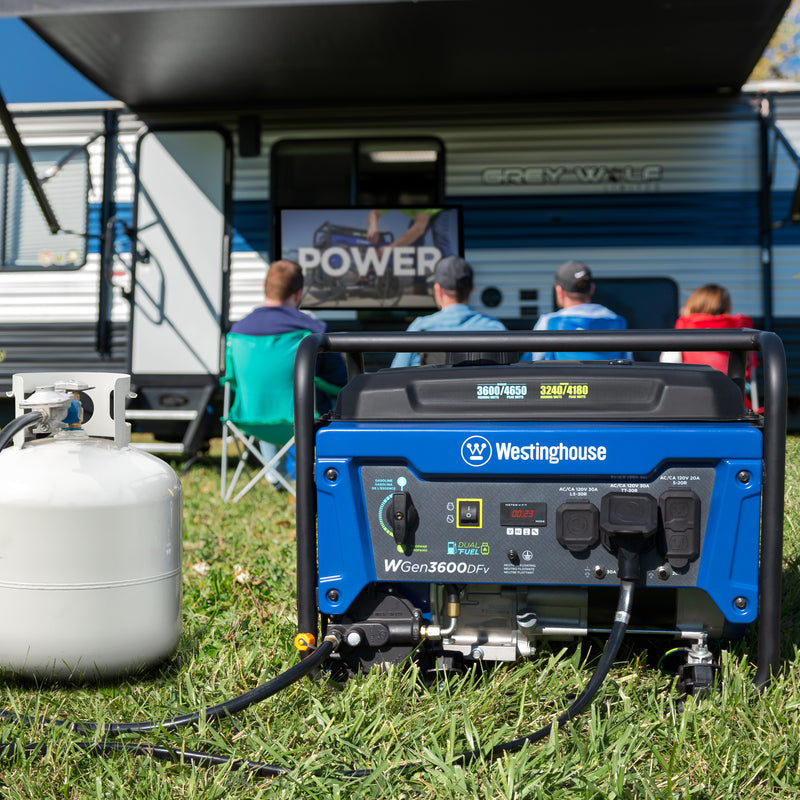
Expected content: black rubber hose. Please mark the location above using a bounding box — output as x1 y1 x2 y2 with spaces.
0 595 629 783
457 579 635 765
0 411 44 453
0 638 336 736
340 580 636 778
0 741 287 779
0 585 632 779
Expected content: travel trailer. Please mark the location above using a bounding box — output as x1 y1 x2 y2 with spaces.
0 1 797 449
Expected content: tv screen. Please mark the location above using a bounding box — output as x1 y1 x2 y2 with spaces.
276 206 463 310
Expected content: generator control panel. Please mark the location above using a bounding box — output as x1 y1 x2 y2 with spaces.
361 465 714 587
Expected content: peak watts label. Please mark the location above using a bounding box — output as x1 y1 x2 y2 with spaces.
539 382 588 400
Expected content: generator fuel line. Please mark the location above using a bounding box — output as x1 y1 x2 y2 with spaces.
0 409 640 781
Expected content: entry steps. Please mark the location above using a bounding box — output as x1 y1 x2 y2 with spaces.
126 409 198 455
125 382 216 467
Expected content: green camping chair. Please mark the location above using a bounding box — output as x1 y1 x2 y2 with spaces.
220 330 339 502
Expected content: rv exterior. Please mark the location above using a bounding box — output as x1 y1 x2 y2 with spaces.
2 93 800 440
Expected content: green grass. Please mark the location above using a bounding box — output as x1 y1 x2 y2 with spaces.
1 438 800 798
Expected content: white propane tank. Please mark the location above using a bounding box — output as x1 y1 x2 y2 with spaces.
0 373 182 681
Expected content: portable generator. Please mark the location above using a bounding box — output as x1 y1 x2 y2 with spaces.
294 330 786 688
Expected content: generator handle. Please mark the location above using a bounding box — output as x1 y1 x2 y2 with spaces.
294 329 786 683
295 333 325 647
757 330 787 686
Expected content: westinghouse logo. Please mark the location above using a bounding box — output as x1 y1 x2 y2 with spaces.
460 436 608 466
496 441 607 465
460 435 493 467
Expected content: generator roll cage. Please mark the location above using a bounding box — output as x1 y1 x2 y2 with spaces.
294 329 787 686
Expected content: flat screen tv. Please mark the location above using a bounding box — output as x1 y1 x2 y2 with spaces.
275 206 463 310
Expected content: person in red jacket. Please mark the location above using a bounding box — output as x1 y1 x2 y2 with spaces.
661 283 760 409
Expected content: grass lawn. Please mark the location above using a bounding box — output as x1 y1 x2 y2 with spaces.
0 436 798 799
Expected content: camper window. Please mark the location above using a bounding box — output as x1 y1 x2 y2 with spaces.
0 145 90 271
271 137 444 208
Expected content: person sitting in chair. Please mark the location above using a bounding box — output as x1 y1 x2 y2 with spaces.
232 259 346 410
521 260 631 361
230 260 346 483
390 255 506 368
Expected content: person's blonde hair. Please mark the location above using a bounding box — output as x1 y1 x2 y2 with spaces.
684 284 732 316
264 260 304 302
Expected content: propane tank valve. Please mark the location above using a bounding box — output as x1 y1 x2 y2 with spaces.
19 382 89 434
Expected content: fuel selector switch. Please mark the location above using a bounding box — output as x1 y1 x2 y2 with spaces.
384 492 419 553
658 489 701 569
556 500 600 554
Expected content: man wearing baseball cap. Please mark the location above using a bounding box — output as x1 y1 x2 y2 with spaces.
522 260 630 361
391 255 505 367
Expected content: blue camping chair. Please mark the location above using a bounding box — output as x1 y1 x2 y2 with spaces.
220 330 339 502
539 314 629 360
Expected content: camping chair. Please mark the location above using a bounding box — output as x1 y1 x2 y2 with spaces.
528 314 629 360
675 314 761 412
680 347 761 412
220 330 340 502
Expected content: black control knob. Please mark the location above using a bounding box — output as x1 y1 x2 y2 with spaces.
385 492 419 552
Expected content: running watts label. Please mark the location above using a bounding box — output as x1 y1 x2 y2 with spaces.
476 382 528 400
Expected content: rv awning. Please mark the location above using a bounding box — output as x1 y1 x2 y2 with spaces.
1 0 792 110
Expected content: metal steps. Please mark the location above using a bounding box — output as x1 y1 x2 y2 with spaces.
125 383 217 466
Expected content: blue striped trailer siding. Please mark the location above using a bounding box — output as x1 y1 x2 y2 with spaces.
3 96 799 424
224 106 775 325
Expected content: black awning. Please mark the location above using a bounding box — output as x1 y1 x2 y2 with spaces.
4 0 791 110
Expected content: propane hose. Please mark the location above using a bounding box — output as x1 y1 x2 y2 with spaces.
339 579 636 778
0 411 45 453
1 582 635 780
0 635 338 736
0 560 635 779
0 740 288 778
456 579 635 766
0 637 339 779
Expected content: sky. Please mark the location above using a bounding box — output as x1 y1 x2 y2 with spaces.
0 18 111 103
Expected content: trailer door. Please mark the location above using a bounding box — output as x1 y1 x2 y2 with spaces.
131 128 231 379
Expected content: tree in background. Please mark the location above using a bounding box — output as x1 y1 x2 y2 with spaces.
751 0 800 81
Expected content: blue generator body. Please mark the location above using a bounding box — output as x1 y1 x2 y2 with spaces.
295 331 785 676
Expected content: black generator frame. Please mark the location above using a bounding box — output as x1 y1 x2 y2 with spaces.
294 329 787 686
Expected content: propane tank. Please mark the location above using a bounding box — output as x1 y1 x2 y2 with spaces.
0 373 182 681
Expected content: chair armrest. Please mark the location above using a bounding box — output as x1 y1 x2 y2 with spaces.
314 376 341 398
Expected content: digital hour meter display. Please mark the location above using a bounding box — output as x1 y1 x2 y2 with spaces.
500 502 547 527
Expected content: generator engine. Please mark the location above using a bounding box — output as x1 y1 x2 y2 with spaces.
294 332 785 682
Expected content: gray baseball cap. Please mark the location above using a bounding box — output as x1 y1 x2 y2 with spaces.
554 260 593 293
430 255 474 292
